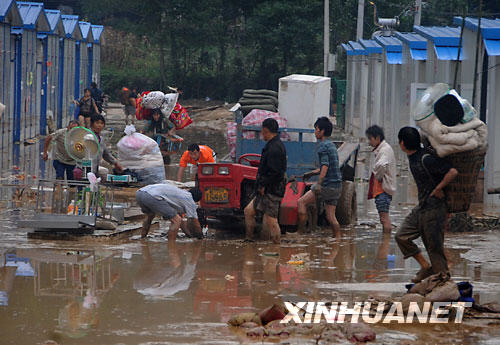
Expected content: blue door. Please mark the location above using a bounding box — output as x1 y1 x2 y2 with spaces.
57 38 64 128
13 35 22 144
40 37 48 135
87 44 93 86
74 42 80 100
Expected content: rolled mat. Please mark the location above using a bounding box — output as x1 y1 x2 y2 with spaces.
238 98 277 106
243 89 279 98
240 104 277 114
242 93 278 104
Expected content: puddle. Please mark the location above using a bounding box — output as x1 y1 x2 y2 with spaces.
0 206 500 344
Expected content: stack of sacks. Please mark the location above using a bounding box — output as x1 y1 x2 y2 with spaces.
413 83 487 157
238 89 278 116
226 109 290 159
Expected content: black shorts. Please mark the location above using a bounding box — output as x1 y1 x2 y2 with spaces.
253 193 282 219
80 112 92 118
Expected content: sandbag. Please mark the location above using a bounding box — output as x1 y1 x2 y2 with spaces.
425 280 460 302
243 89 278 98
401 293 426 312
409 272 451 296
238 98 276 106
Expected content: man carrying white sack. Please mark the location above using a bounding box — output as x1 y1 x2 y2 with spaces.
136 182 203 241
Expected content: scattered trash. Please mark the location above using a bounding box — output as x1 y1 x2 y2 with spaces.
224 274 235 281
262 252 279 257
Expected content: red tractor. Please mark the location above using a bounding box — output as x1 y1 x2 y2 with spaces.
198 113 359 230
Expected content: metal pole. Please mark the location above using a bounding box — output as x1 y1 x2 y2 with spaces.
472 0 482 107
356 0 365 40
453 12 466 90
324 0 330 77
413 0 422 26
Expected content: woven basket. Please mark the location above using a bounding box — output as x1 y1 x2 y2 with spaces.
443 147 487 213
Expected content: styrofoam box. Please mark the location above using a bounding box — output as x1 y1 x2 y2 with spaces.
278 74 331 141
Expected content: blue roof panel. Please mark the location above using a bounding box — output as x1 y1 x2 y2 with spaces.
414 26 461 46
341 43 355 56
91 24 104 43
410 49 427 60
454 17 500 40
349 40 367 55
359 39 383 54
79 21 91 40
16 1 44 29
395 32 427 49
61 14 79 38
484 39 500 56
434 46 464 60
44 9 60 33
386 51 402 64
374 36 402 52
0 0 14 19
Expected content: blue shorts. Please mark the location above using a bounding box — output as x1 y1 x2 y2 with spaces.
375 192 392 213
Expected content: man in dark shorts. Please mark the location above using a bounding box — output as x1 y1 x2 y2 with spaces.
244 118 287 244
136 182 203 241
298 117 342 238
395 127 458 283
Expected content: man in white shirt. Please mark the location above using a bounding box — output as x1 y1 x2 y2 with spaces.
366 125 396 233
136 183 202 241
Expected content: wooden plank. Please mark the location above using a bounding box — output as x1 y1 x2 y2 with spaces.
27 222 159 243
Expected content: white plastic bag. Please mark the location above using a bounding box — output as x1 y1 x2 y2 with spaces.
117 125 164 170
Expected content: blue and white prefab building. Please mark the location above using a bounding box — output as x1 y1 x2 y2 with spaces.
0 0 103 179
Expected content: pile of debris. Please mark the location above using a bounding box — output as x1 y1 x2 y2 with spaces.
227 304 376 343
238 89 278 116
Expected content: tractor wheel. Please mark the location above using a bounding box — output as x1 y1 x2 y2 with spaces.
336 181 357 225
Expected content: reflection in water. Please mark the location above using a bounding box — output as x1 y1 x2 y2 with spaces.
134 241 201 299
1 248 119 342
0 207 498 343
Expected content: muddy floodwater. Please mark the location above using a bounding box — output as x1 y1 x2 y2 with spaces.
1 114 500 344
1 194 500 345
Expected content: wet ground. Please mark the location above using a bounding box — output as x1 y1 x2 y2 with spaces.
1 105 500 344
1 194 500 344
